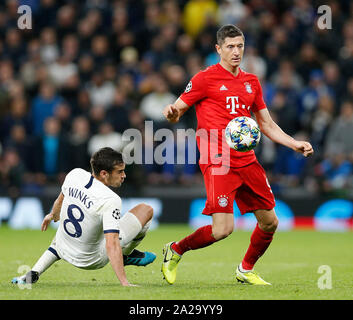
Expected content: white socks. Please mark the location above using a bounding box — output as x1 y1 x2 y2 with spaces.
123 220 151 256
31 249 60 275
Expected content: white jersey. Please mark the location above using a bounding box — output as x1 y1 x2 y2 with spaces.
55 168 122 269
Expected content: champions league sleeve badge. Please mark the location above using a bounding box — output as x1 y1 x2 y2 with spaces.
185 81 192 93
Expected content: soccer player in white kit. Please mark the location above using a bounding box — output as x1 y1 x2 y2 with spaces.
12 147 156 287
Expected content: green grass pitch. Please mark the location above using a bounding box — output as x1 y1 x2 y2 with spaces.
1 224 352 300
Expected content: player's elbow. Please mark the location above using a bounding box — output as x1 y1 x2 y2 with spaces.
259 119 276 138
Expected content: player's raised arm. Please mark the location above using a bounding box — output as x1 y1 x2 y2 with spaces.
41 192 64 231
254 108 314 157
104 232 136 287
163 98 190 123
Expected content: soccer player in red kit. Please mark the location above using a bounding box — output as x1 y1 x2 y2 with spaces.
161 25 314 285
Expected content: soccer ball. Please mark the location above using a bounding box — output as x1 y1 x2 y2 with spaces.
225 116 261 152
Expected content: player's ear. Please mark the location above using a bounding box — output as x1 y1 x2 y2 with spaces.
215 44 221 54
99 169 109 180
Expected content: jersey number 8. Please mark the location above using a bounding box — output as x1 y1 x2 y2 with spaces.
63 204 85 238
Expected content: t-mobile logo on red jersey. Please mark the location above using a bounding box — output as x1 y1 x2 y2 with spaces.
226 96 251 114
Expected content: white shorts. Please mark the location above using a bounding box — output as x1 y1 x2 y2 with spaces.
52 212 142 270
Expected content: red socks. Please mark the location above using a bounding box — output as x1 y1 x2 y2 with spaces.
172 225 217 255
241 223 274 270
171 223 274 272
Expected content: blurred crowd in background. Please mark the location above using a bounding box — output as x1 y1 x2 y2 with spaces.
0 0 353 198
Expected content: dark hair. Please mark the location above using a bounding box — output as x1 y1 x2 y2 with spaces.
216 24 244 45
90 147 124 175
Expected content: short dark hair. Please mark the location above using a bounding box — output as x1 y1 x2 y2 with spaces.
216 24 244 45
90 147 124 175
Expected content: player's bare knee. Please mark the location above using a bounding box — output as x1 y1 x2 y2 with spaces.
212 226 233 240
130 203 153 225
259 217 278 233
139 203 154 221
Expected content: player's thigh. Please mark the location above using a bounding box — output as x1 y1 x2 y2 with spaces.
235 161 275 215
211 212 234 240
253 208 278 232
202 165 241 216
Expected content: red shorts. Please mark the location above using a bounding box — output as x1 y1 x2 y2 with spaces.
202 161 275 215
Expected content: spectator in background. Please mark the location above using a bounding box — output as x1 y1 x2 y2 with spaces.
342 77 353 102
86 71 115 110
88 122 124 156
182 0 218 39
143 34 170 71
322 60 346 107
119 46 141 86
55 4 77 42
240 45 267 79
54 101 72 134
0 60 16 117
316 150 353 196
309 94 335 157
90 34 112 68
78 54 95 84
0 148 25 196
273 131 311 189
19 39 43 96
263 42 280 80
162 64 187 97
48 54 78 88
39 27 59 64
31 82 63 136
106 88 132 134
34 117 69 180
298 69 331 128
174 33 195 67
218 0 247 26
271 59 303 93
4 124 33 172
68 116 91 171
270 91 299 137
296 42 322 84
136 2 162 54
324 100 353 157
3 28 25 70
0 96 31 143
88 105 106 134
140 74 177 130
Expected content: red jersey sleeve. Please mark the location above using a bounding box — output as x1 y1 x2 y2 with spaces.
251 77 267 112
179 71 206 107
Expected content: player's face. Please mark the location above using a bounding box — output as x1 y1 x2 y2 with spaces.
216 36 245 69
106 163 126 188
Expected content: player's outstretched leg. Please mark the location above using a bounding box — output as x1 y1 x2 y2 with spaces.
11 245 60 284
162 214 232 284
236 209 278 285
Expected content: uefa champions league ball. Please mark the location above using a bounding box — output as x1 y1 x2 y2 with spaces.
225 116 261 152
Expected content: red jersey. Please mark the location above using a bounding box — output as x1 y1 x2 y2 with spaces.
179 63 267 172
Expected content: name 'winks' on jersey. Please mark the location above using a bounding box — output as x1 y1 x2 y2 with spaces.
55 168 122 269
179 63 267 171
